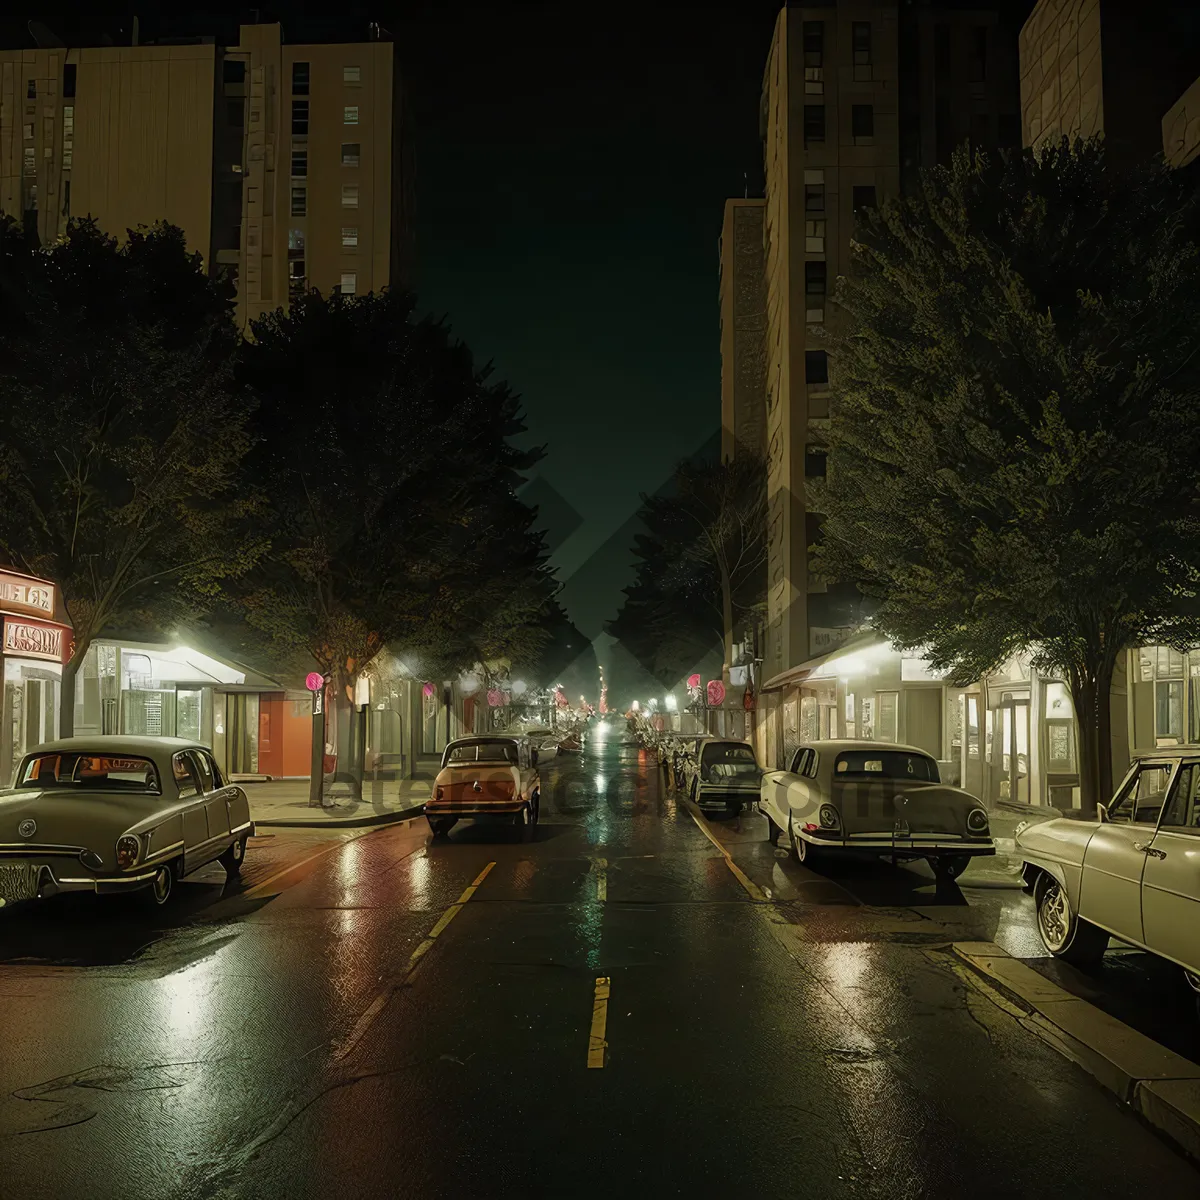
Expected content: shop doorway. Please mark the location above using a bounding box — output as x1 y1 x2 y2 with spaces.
993 693 1030 805
905 688 943 758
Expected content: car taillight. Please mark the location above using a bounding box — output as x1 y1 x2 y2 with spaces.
116 835 141 869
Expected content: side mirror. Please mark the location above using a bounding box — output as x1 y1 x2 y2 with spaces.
1096 803 1108 823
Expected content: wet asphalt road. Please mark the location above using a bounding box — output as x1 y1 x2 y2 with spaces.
2 721 1199 1199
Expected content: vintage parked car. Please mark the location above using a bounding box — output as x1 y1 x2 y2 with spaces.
758 739 994 880
0 736 253 909
677 737 763 815
664 735 703 792
1017 750 1200 1006
427 735 541 841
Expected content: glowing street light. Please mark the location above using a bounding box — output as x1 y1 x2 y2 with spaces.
632 700 640 711
665 695 677 712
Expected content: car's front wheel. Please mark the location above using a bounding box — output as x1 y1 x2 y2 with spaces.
790 818 820 867
1035 872 1109 965
146 864 174 907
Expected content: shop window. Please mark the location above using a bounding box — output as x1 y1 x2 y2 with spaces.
292 61 310 96
1189 659 1200 743
876 692 899 742
1157 679 1185 743
966 695 980 759
803 105 825 147
1043 681 1076 772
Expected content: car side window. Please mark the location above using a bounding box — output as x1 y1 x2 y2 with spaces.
1108 763 1173 825
172 753 200 800
190 751 215 793
1160 762 1200 832
203 751 225 790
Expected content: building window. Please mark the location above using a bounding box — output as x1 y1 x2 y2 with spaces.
289 260 306 294
344 65 362 85
342 142 361 167
291 100 309 135
852 105 874 140
804 450 827 478
63 64 76 98
288 229 305 256
802 21 824 67
805 260 827 299
344 106 360 125
292 62 310 95
803 105 825 147
877 692 899 743
342 226 359 248
970 28 988 83
27 79 35 99
340 271 358 295
805 349 828 384
291 149 308 178
852 22 871 65
934 25 951 80
23 146 36 177
804 182 825 213
1043 681 1077 772
852 185 877 212
290 186 307 216
342 184 359 208
223 59 246 85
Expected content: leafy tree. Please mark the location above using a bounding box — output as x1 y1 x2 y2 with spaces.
236 288 558 795
814 139 1200 812
0 218 262 734
610 455 766 687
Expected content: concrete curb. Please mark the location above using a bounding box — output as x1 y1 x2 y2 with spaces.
951 941 1200 1163
253 802 427 829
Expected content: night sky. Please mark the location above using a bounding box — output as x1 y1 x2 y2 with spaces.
11 1 785 699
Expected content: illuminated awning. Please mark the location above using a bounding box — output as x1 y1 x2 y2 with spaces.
759 630 891 693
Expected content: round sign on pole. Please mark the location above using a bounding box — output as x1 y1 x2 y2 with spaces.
305 671 324 692
687 673 701 690
707 679 726 707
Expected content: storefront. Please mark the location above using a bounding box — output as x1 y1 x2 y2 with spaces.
759 629 1114 810
1128 644 1200 754
0 569 72 786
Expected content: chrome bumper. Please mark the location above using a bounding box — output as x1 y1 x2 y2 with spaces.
0 861 157 906
794 830 995 856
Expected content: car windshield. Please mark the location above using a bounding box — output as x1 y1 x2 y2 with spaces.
834 751 938 782
702 744 758 766
445 741 519 766
17 753 162 794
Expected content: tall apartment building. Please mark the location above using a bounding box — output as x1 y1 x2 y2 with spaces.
0 21 413 332
718 198 768 463
1020 0 1200 167
753 1 1020 768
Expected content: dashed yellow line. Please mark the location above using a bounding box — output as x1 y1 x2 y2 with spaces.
687 807 767 902
332 860 496 1062
587 976 611 1068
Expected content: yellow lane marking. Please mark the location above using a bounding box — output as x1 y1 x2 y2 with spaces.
587 976 611 1068
595 857 607 902
687 807 767 902
243 830 376 898
333 860 497 1062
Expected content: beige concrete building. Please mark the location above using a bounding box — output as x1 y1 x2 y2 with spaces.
753 1 1022 771
718 198 768 463
1019 0 1200 167
0 22 413 332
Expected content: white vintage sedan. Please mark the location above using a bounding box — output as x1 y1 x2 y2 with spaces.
677 737 763 815
759 739 994 880
0 736 253 909
1018 750 1200 1005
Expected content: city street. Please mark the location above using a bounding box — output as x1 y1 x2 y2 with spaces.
2 723 1198 1200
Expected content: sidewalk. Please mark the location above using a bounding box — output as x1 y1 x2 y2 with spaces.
245 773 432 828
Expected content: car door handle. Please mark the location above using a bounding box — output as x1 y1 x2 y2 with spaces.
1134 842 1166 859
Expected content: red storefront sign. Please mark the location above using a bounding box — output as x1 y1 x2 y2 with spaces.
0 570 56 620
3 616 70 663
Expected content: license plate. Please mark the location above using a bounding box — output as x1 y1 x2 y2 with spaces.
0 863 40 903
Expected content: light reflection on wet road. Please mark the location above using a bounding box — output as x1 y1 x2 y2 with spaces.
0 721 1197 1199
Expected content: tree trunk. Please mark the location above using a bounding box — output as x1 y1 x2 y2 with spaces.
58 643 88 739
333 689 361 800
1095 653 1118 807
1074 673 1101 818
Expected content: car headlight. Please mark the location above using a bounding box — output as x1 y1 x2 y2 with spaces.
819 804 841 829
115 835 141 869
967 808 989 834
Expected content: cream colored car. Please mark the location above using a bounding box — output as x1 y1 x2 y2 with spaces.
1018 751 1200 1005
0 736 253 909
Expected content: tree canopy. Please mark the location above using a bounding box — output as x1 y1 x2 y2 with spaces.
610 455 766 688
813 139 1200 809
0 218 262 733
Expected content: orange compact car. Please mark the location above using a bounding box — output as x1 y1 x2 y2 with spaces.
426 735 542 842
